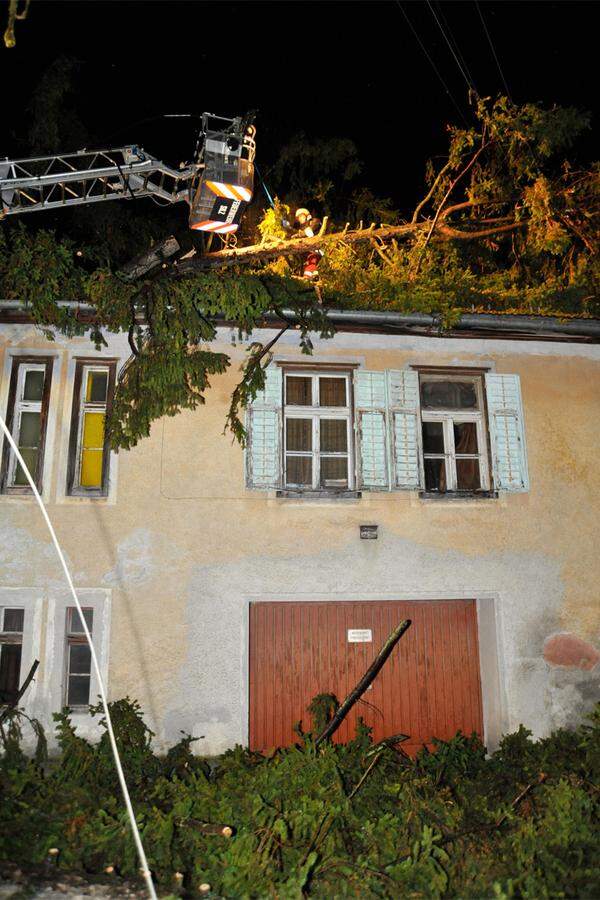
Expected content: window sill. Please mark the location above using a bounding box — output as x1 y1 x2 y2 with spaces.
276 489 362 501
418 490 498 501
67 491 108 500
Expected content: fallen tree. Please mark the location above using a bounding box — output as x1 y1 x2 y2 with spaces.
1 96 598 450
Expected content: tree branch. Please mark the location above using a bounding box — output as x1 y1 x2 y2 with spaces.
315 619 412 746
0 659 39 726
437 221 524 239
411 157 455 224
412 140 491 275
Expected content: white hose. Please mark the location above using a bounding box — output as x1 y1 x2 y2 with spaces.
0 414 157 900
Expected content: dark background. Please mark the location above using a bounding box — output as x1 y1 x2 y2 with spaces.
1 0 597 213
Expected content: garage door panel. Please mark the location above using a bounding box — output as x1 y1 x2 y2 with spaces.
249 600 483 754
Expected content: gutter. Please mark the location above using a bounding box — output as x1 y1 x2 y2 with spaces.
1 300 599 341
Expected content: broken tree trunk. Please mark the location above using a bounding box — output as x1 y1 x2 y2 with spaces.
314 619 412 746
173 223 423 275
119 235 180 281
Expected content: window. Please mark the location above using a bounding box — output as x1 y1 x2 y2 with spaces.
419 373 490 493
1 357 53 493
0 608 24 704
64 607 93 707
284 371 353 491
67 361 116 496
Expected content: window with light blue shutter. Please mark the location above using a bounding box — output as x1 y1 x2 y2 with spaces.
485 373 529 492
246 366 282 489
353 371 389 490
387 370 423 489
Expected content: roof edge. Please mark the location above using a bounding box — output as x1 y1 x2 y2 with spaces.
1 301 599 342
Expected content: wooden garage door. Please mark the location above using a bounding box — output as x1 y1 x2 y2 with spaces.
249 600 483 755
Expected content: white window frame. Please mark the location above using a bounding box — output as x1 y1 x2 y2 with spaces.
63 607 94 709
5 362 48 488
419 373 490 492
283 370 354 491
45 589 111 738
70 363 112 496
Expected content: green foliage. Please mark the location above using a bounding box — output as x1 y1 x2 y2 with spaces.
1 95 598 452
1 698 599 897
257 198 290 243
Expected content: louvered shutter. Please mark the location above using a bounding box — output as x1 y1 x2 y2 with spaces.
246 366 282 489
485 373 529 492
387 369 423 489
354 371 389 490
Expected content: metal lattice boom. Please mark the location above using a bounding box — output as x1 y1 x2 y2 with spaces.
0 146 197 218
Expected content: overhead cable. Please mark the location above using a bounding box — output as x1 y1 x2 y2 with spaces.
396 1 469 126
0 415 158 900
426 0 478 97
435 1 479 97
475 1 512 98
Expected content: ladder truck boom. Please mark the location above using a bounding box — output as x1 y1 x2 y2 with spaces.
0 111 256 234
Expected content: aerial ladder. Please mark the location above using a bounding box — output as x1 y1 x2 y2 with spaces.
0 112 257 236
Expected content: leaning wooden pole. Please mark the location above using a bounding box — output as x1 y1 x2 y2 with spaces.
315 619 412 746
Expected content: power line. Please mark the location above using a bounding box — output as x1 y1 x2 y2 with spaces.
426 0 477 97
475 1 512 98
396 1 469 126
435 1 479 96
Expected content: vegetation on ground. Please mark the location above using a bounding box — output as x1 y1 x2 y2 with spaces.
1 698 599 898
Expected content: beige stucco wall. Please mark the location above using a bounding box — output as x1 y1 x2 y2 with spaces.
1 323 599 753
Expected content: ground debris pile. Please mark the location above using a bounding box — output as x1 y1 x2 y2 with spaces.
1 698 599 898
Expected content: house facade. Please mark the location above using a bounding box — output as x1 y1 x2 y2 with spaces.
1 309 599 755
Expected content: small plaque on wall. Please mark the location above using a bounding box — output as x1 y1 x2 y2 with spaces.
347 628 372 643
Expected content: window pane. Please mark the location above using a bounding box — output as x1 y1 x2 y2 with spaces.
23 369 44 402
320 457 348 488
286 456 312 486
286 418 312 452
68 608 93 634
86 371 108 403
80 449 104 488
320 419 347 452
456 458 481 491
82 412 105 450
3 609 24 633
67 674 91 706
14 448 38 485
424 458 447 492
319 377 346 407
421 380 478 410
422 421 444 454
69 644 91 675
286 377 312 406
18 411 41 447
0 644 22 702
454 422 479 454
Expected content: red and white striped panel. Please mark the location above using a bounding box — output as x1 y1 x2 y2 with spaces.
190 220 239 233
205 181 253 202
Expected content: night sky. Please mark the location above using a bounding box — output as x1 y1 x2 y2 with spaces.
1 1 597 213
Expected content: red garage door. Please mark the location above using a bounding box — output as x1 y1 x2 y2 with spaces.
249 600 483 755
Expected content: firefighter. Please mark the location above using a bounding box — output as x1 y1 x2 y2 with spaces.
293 207 322 238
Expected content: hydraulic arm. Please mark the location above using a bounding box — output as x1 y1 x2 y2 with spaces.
0 146 193 216
0 111 256 234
